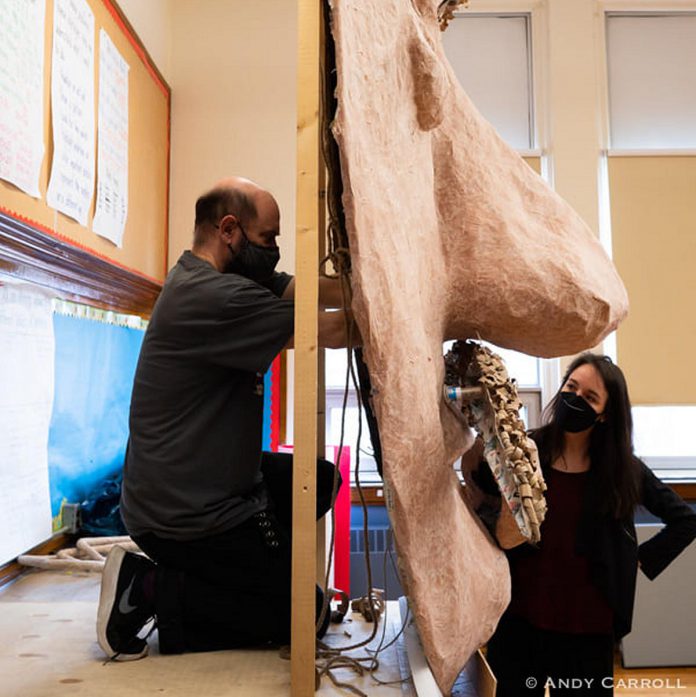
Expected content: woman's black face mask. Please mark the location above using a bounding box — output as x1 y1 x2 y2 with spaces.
555 391 600 433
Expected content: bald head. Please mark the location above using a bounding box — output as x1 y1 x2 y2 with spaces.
212 177 279 225
194 177 279 228
195 183 255 231
213 175 260 196
192 177 281 253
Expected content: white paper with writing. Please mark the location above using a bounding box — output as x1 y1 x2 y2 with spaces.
0 0 46 198
0 278 55 565
47 0 95 226
93 30 129 247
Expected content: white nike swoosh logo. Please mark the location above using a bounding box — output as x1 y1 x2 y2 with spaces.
118 577 138 614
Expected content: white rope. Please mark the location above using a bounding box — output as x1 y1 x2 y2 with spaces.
18 536 141 573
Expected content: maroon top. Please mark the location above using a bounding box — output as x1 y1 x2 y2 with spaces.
507 468 614 634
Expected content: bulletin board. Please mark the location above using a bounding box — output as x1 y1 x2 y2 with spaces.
0 0 169 314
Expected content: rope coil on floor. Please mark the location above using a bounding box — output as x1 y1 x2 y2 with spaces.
18 536 141 573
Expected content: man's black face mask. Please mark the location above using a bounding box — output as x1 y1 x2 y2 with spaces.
227 226 280 283
555 391 600 433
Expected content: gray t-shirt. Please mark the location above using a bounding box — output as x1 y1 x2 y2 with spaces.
120 251 294 540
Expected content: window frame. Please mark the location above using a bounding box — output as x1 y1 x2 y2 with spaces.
602 6 696 155
442 10 536 151
448 0 550 152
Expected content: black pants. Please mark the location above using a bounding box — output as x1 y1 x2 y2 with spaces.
132 452 340 653
485 613 615 696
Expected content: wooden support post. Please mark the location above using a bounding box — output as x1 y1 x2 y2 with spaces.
292 0 322 694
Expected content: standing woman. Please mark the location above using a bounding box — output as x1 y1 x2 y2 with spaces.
483 353 696 696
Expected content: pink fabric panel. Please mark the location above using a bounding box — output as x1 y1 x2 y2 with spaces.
332 446 351 595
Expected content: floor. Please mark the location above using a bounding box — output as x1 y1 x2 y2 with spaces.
0 568 415 697
1 568 695 696
613 658 696 696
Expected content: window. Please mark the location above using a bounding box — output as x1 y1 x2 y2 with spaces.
606 13 696 149
447 340 543 430
632 406 696 480
442 13 534 150
487 343 542 428
325 348 380 484
605 11 696 480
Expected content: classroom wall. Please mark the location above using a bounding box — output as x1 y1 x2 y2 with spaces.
116 0 173 84
113 0 299 275
118 0 604 282
544 0 604 236
167 0 298 275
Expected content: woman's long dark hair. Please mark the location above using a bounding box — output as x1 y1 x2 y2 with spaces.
530 353 642 519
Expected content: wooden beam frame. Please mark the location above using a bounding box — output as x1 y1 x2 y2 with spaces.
292 0 323 693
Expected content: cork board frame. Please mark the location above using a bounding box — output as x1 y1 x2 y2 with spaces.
0 0 169 314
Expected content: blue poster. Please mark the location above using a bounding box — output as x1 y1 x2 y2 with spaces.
47 314 144 516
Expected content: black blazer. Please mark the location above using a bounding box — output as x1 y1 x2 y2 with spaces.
477 458 696 638
472 454 696 639
574 461 696 638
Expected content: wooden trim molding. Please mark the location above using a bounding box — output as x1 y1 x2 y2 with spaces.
0 534 71 589
671 482 696 501
351 486 388 506
0 211 161 316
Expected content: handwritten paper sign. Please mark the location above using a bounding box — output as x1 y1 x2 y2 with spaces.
0 0 46 198
47 0 95 226
0 278 55 564
93 30 129 247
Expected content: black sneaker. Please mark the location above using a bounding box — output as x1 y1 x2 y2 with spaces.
97 545 155 661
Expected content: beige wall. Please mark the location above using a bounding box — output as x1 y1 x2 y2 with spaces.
545 0 604 236
168 0 298 273
115 0 298 274
116 0 173 83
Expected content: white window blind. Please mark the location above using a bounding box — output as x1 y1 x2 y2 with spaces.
442 14 533 150
632 406 696 479
607 13 696 149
